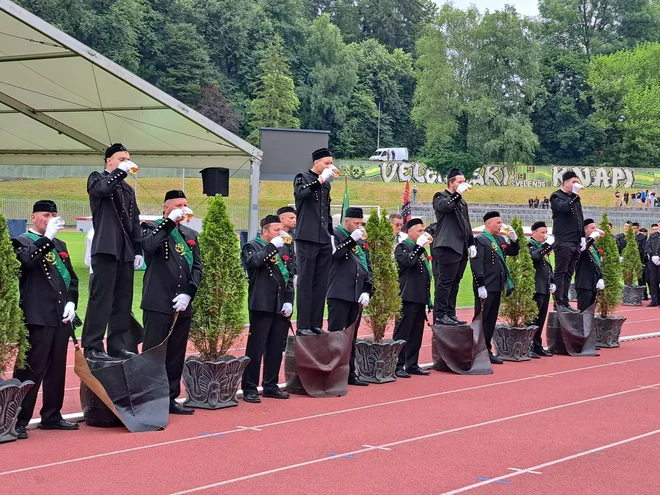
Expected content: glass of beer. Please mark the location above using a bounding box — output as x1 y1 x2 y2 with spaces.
126 160 139 174
501 224 511 235
426 235 434 243
465 183 473 191
360 227 368 240
281 231 293 244
331 166 340 177
183 207 194 221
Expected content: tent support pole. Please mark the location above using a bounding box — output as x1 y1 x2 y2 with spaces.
248 157 261 239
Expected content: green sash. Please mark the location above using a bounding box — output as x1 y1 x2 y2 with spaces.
529 238 550 263
338 226 369 272
25 232 71 291
403 238 434 307
482 231 515 291
590 245 602 269
255 237 290 286
155 218 193 270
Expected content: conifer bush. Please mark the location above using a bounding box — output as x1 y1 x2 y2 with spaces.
596 214 622 318
189 196 247 360
621 223 643 287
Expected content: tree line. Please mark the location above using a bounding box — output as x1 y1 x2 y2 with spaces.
16 0 660 175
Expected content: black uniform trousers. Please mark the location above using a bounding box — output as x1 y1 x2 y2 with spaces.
647 261 660 304
552 242 581 307
473 291 501 352
327 298 361 376
576 289 596 312
242 311 288 394
433 247 468 320
13 324 69 427
532 293 550 351
142 310 191 401
393 302 426 371
83 253 134 353
296 240 332 330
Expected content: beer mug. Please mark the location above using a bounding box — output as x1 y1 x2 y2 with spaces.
331 165 340 177
360 227 368 240
501 224 511 235
281 231 293 244
465 183 473 191
183 207 194 221
126 160 139 174
426 235 434 243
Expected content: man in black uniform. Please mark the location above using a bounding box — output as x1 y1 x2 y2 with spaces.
83 143 143 360
615 222 630 254
432 168 476 326
393 218 432 378
241 215 293 403
327 207 373 386
550 171 585 312
471 211 520 364
633 223 649 300
574 219 605 311
12 200 79 438
528 221 556 358
293 148 337 336
645 225 660 307
141 190 202 415
277 206 297 288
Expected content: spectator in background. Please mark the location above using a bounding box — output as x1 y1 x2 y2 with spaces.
623 191 629 206
615 190 622 208
542 196 549 209
631 192 637 206
528 198 534 208
642 190 647 206
533 197 540 208
412 184 418 203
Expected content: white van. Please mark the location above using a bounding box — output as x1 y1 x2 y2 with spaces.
369 147 409 162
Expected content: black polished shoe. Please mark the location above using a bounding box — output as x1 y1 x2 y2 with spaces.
406 367 430 376
529 351 541 359
395 369 411 378
15 425 28 440
561 305 580 313
170 402 194 415
435 315 459 326
648 301 659 307
109 349 137 360
38 419 79 431
243 392 261 403
296 329 316 337
535 348 553 357
489 353 504 365
263 389 290 399
348 374 369 386
85 349 114 361
449 315 467 325
311 327 325 335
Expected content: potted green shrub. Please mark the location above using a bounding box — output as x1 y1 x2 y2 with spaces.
595 214 626 347
182 196 249 409
621 222 644 306
493 217 540 361
355 210 405 383
0 211 32 443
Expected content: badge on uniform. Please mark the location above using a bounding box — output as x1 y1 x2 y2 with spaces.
175 243 185 255
45 252 57 265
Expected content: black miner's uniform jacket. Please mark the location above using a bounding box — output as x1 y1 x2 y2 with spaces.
13 233 79 327
394 241 431 305
471 234 520 292
550 189 584 244
141 219 203 316
88 168 141 262
431 189 475 255
575 238 602 290
242 239 294 313
327 227 373 302
293 169 332 244
528 240 555 295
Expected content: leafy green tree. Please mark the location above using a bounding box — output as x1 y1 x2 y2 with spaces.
364 210 400 342
247 36 300 144
359 0 436 52
0 212 29 375
500 217 538 328
621 220 644 287
596 214 622 318
190 196 246 361
198 85 243 135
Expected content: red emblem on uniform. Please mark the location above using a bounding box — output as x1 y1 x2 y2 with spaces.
427 255 433 261
282 255 290 262
500 244 507 250
59 251 68 259
186 240 196 247
363 242 369 250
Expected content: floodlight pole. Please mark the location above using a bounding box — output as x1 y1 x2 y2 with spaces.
377 99 381 149
248 157 262 239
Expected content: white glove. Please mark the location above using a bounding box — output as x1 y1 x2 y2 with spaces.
281 302 293 317
580 237 587 251
572 183 584 195
134 254 144 269
45 216 65 240
456 183 470 195
358 292 370 307
293 275 298 288
168 208 184 222
549 283 556 294
320 168 334 183
172 293 192 312
619 256 624 262
62 302 76 324
506 226 518 242
469 245 477 259
589 231 601 240
545 234 555 246
270 236 285 248
478 286 487 299
118 160 138 173
416 233 430 247
596 279 605 290
653 256 660 266
350 228 363 242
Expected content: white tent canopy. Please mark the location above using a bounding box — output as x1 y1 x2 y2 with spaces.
0 0 262 170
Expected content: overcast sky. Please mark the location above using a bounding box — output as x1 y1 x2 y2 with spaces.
438 0 540 17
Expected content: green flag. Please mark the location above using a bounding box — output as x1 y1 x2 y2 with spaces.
340 176 349 221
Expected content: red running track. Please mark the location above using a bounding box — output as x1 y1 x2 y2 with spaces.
5 303 660 418
0 311 659 494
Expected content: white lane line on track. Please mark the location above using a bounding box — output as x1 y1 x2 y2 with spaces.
168 383 660 494
3 354 659 477
507 467 542 475
441 428 660 494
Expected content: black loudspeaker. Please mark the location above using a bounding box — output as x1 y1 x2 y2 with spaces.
200 167 229 196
